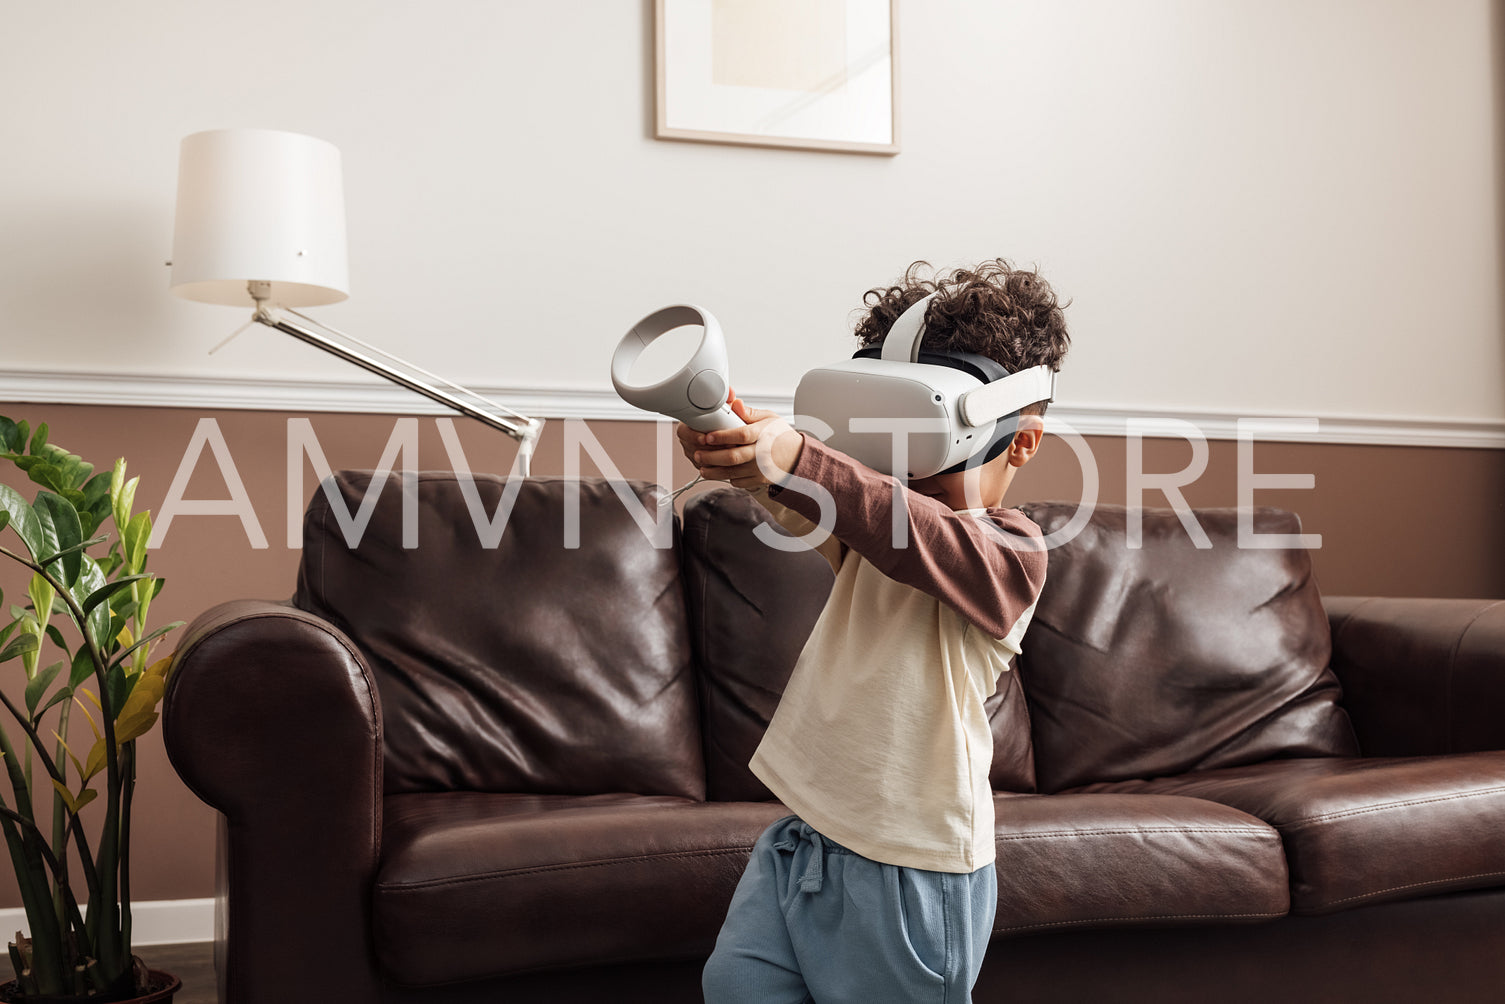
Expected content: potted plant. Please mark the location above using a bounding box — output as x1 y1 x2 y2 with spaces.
0 415 181 1002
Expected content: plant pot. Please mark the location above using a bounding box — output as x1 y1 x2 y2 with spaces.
0 970 180 1004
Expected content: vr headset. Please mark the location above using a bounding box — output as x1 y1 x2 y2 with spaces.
794 292 1056 480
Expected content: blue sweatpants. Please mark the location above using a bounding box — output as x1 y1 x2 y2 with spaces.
703 815 997 1004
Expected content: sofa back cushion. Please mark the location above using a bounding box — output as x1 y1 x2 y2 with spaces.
296 471 704 800
1017 502 1357 793
680 486 1036 800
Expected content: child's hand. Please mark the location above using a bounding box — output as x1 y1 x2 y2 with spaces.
675 391 804 491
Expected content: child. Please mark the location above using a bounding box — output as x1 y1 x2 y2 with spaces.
684 260 1069 1004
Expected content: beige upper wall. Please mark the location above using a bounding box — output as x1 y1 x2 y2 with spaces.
3 0 1500 422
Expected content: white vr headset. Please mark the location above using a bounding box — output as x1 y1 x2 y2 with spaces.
794 292 1056 480
612 294 1055 481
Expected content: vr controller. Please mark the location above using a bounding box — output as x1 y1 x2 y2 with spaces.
611 294 1055 480
611 304 743 432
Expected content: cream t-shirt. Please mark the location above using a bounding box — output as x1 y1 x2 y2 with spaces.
744 437 1047 873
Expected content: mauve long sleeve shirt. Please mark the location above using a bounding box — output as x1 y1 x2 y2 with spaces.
746 434 1047 872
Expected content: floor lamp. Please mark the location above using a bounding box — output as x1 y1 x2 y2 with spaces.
167 128 545 474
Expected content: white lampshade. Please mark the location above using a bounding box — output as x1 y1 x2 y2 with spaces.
170 128 349 307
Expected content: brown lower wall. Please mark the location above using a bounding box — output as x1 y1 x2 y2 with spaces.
0 402 1502 908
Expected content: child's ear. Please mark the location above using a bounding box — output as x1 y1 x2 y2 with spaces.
1006 416 1045 468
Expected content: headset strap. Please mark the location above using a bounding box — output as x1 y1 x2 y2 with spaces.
880 290 1057 423
960 366 1057 427
879 292 939 362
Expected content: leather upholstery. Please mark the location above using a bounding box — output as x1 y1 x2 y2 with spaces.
990 792 1287 934
374 793 790 984
164 599 386 1004
975 887 1505 1004
296 472 704 800
1016 502 1357 792
161 481 1505 1003
680 485 1037 797
1326 596 1505 756
1074 753 1505 913
373 788 1289 986
677 487 834 801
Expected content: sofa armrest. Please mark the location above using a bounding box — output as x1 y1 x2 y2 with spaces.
1325 596 1505 757
164 599 385 1004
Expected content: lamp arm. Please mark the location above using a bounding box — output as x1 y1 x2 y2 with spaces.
252 303 546 475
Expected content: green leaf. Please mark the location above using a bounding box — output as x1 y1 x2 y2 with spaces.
68 554 111 650
0 635 39 664
110 463 136 535
78 472 112 537
36 684 73 719
25 661 64 716
100 539 123 577
115 576 166 624
42 533 108 568
123 510 151 574
27 491 62 568
27 574 54 650
25 463 69 495
0 417 21 454
107 621 184 671
0 510 8 534
80 575 153 617
67 646 95 690
29 422 48 455
104 663 138 717
34 492 83 586
34 444 91 492
0 483 43 558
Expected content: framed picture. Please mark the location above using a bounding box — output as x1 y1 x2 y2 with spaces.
655 0 899 156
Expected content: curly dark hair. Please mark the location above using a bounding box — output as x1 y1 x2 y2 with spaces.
853 260 1070 414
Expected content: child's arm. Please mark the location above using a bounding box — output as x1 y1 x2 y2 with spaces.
674 401 844 571
688 403 1046 639
771 435 1045 638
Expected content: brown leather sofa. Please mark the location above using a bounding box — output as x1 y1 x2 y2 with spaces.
163 471 1505 1004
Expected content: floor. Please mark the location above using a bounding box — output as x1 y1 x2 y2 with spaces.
142 942 215 1004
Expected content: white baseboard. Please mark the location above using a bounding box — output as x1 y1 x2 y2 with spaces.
0 898 215 947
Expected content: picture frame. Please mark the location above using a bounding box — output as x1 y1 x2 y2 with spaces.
654 0 900 156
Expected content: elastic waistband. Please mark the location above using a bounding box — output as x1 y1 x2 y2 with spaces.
770 816 850 893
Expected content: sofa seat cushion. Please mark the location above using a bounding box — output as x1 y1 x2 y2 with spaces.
374 792 790 986
992 792 1288 935
1073 753 1505 914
